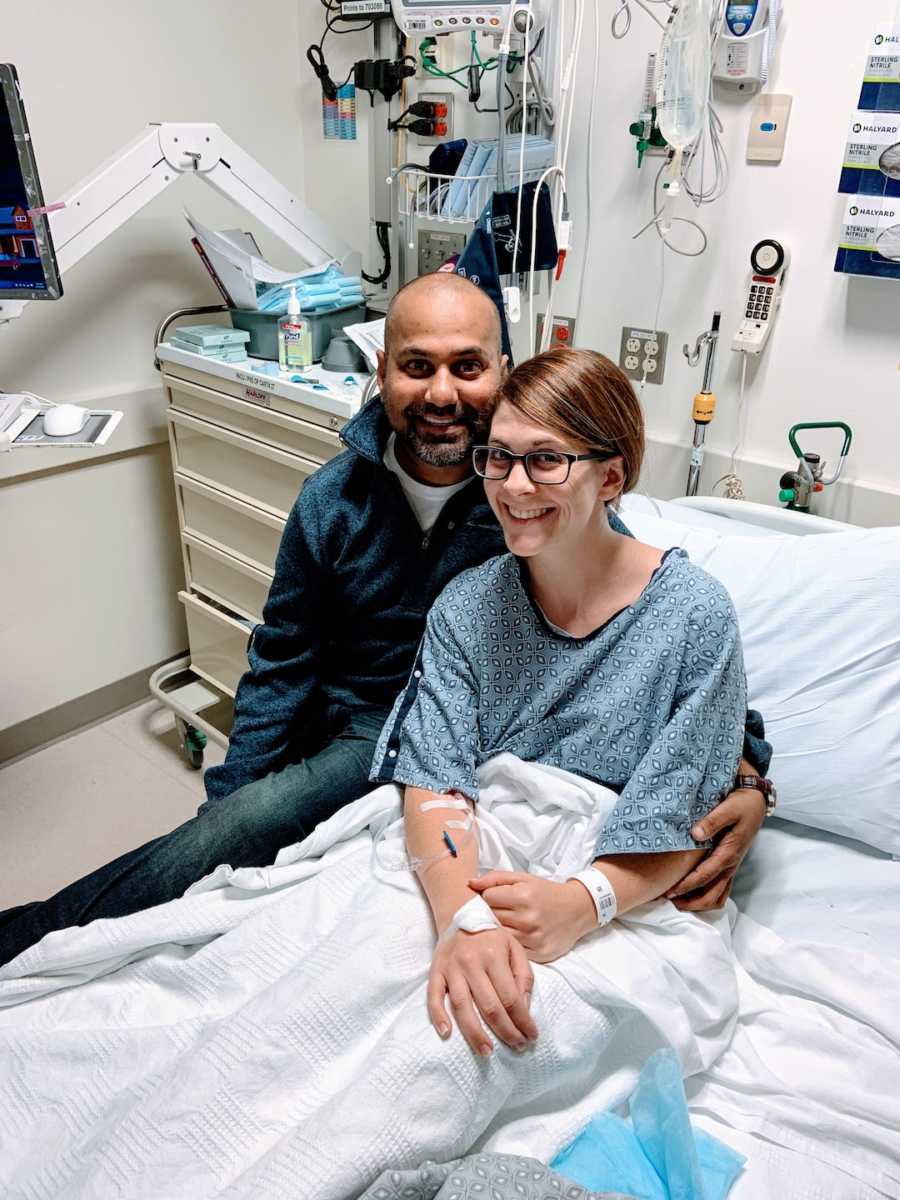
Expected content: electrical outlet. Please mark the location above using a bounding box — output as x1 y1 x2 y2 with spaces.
536 313 577 349
415 91 454 145
619 326 668 385
418 227 468 275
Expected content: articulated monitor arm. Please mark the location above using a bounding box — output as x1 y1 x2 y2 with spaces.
0 122 361 322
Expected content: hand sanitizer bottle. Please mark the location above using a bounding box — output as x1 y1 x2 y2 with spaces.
278 287 312 370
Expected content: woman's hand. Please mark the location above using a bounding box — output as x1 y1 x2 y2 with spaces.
428 926 537 1057
469 871 597 964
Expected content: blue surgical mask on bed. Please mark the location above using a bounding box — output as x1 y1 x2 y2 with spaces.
550 1049 746 1200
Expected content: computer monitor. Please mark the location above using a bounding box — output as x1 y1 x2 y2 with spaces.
0 64 62 301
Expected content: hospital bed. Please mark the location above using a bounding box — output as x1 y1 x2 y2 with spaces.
623 491 900 959
1 492 898 1200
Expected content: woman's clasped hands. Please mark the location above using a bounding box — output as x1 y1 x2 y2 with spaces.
428 871 597 1057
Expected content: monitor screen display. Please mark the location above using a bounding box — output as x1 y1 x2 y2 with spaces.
0 64 61 300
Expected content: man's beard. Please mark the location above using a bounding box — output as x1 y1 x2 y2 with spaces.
399 402 491 467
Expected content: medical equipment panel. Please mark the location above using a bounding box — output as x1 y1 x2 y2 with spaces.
168 411 320 521
713 1 776 94
390 1 544 36
732 238 789 354
0 64 61 301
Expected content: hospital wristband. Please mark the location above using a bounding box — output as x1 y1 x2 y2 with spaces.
440 895 500 941
568 868 618 927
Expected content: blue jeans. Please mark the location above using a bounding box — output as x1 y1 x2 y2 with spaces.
0 708 388 968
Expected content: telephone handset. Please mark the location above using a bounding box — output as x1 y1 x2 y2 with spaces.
732 238 789 355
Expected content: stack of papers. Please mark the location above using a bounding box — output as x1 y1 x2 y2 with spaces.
185 210 338 312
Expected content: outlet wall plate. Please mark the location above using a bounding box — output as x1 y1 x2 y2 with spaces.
415 91 454 145
619 326 668 385
536 313 577 348
418 226 469 275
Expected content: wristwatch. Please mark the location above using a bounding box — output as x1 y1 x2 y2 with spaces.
735 774 777 817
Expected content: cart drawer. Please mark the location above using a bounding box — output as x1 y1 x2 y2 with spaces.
183 534 273 624
177 473 284 576
161 360 353 430
169 411 317 519
179 591 253 698
167 376 343 465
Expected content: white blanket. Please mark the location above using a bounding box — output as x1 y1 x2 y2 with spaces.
1 756 898 1200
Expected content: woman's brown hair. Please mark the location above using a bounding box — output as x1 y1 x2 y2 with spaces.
492 346 644 502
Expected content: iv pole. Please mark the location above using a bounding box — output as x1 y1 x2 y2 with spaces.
683 310 720 497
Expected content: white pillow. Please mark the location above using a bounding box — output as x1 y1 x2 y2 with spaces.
623 512 900 855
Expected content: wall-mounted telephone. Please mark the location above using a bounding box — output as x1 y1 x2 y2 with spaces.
732 238 789 355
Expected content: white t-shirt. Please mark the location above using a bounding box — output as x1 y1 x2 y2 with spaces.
383 434 471 532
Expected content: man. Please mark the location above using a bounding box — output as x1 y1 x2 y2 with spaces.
0 273 770 966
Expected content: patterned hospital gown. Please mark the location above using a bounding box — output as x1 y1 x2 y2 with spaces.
372 549 747 855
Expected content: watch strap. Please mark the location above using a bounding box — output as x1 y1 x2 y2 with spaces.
735 774 777 816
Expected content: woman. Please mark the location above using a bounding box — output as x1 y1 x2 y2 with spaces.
371 346 747 1059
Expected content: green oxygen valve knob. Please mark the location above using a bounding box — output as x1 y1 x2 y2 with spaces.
778 488 795 504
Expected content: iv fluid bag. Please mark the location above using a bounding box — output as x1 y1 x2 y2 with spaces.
656 0 712 151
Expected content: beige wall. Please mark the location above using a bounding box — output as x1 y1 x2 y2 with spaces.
1 1 306 735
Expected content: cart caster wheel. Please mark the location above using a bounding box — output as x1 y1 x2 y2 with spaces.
181 722 208 771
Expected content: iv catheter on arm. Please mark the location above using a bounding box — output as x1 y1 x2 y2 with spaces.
402 784 539 1058
0 123 361 325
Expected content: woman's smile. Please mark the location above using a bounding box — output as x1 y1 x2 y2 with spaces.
503 503 555 524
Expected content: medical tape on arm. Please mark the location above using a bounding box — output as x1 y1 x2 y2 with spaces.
419 797 471 814
440 894 500 941
568 868 618 927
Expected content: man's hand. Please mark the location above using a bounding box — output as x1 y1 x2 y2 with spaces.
666 784 766 912
428 926 537 1057
469 871 597 963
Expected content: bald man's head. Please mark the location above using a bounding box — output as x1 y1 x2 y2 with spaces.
376 272 508 486
383 272 503 358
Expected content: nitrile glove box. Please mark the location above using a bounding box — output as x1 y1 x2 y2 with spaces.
839 110 900 198
229 304 366 363
834 194 900 279
859 25 900 112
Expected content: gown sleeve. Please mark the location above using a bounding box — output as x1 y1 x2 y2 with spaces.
595 586 747 855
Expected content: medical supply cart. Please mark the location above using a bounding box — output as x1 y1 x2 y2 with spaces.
154 342 363 767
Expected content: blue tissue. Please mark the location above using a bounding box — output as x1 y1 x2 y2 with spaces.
550 1050 745 1200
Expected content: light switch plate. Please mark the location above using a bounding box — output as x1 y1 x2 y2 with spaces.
747 93 793 163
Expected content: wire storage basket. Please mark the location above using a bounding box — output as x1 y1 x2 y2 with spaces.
393 165 548 225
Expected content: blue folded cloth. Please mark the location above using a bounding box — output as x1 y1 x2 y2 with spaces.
256 266 364 315
550 1050 746 1200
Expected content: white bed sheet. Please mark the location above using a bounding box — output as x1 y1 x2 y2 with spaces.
731 818 900 959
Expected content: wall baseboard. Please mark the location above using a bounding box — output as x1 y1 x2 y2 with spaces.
0 653 188 768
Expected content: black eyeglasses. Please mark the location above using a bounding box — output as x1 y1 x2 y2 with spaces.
472 445 616 485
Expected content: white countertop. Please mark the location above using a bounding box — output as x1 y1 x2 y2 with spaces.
157 343 369 422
